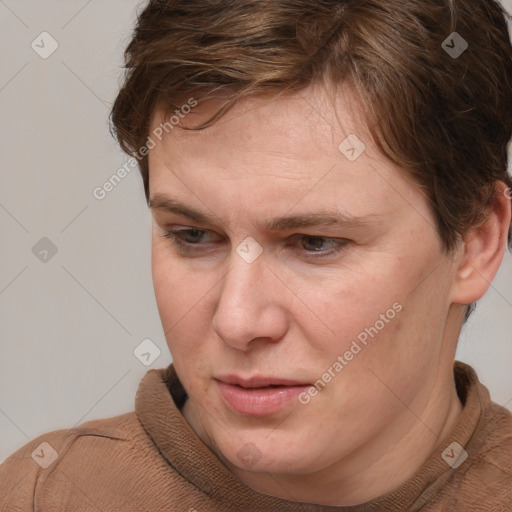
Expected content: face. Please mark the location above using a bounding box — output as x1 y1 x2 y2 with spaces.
148 83 460 479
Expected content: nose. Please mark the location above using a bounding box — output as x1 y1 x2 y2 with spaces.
211 244 289 351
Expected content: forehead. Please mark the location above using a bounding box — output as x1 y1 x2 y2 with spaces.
146 83 428 227
149 83 369 167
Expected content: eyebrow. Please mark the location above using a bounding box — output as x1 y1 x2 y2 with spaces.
148 194 381 231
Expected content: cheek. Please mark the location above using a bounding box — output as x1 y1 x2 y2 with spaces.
291 267 405 356
292 247 441 384
151 243 214 355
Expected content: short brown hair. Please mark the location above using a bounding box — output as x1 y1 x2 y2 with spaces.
110 0 512 317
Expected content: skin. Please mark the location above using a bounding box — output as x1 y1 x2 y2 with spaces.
147 82 511 506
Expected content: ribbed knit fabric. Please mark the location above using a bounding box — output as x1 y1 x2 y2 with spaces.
1 361 511 511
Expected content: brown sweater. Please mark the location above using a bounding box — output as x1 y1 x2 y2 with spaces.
1 361 511 511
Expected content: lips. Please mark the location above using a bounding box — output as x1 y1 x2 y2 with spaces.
215 374 310 388
214 374 313 416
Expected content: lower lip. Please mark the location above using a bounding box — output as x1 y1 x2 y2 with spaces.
216 380 311 416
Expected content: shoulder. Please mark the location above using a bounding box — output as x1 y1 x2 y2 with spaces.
0 411 150 510
452 401 512 509
474 400 512 474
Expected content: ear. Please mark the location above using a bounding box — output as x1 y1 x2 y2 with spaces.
451 181 511 306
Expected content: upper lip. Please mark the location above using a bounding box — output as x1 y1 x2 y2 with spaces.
215 374 311 388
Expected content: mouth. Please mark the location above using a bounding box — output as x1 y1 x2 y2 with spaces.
214 374 311 389
214 375 313 416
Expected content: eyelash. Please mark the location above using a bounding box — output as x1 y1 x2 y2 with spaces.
160 228 349 260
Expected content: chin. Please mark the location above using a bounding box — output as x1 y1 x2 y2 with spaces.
212 427 326 475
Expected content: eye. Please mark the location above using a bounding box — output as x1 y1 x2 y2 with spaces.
292 235 350 259
164 228 210 244
160 228 222 254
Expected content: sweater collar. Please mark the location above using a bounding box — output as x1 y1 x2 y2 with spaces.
135 361 488 511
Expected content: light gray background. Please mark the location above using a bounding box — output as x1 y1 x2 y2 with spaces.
1 0 511 464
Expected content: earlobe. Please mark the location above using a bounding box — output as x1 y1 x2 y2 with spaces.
451 181 512 306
